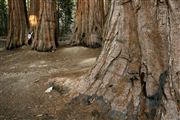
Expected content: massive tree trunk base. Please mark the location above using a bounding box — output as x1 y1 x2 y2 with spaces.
6 0 28 50
71 36 102 48
71 43 102 49
71 0 104 48
28 0 40 31
31 47 56 52
6 44 25 50
31 0 56 52
31 41 56 52
58 0 179 120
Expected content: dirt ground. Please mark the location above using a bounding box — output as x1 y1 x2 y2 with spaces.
0 45 101 120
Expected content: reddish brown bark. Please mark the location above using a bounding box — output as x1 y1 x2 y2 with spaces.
28 0 40 30
86 0 179 119
65 0 179 119
31 0 56 52
104 0 111 16
71 0 105 48
6 0 28 49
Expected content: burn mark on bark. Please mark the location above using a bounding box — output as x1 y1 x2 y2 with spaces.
175 71 180 103
130 75 138 87
82 32 86 38
140 72 147 97
147 70 168 100
121 0 132 5
143 70 168 119
95 26 98 31
75 27 78 33
128 71 139 87
109 84 113 88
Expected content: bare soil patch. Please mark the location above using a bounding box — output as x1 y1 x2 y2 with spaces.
0 46 101 119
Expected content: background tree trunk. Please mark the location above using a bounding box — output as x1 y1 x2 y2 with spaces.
71 0 105 48
31 0 56 52
28 0 40 30
6 0 28 49
29 0 40 17
0 0 8 36
72 0 179 119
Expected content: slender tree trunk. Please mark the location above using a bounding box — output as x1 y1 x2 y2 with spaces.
31 0 56 52
6 0 28 49
71 0 105 48
70 0 179 119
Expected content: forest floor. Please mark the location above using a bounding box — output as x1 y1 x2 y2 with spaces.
0 45 101 120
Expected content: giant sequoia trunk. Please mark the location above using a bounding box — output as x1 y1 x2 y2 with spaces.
28 0 40 30
67 0 179 120
31 0 56 52
71 0 105 48
6 0 28 49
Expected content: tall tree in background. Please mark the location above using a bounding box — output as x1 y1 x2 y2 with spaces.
71 0 105 48
6 0 28 49
31 0 56 52
28 0 40 31
78 0 179 119
0 0 8 36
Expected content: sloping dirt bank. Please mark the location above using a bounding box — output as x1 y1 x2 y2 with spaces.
0 46 101 120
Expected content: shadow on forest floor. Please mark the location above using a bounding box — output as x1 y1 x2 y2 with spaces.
0 45 101 119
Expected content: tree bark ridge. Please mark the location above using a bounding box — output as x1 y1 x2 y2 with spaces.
6 0 28 49
71 0 105 48
76 0 179 119
31 0 56 52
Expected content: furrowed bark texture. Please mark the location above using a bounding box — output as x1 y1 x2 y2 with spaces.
81 0 179 119
29 0 40 30
29 0 40 17
6 0 28 49
31 0 56 52
71 0 105 48
104 0 111 16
